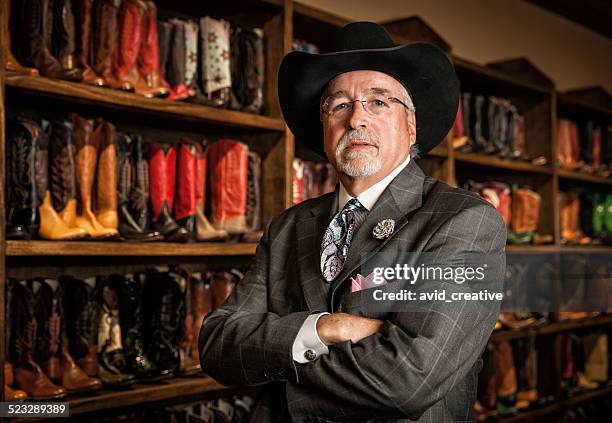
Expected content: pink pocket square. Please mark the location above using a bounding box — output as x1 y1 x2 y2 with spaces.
350 272 385 293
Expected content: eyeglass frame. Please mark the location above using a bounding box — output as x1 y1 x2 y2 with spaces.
320 95 416 119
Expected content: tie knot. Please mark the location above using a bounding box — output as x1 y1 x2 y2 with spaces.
344 198 365 212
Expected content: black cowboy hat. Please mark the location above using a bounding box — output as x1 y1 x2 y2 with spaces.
278 21 459 157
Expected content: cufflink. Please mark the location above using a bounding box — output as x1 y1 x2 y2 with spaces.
304 349 317 361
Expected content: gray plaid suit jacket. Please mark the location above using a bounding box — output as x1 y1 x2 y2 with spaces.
199 159 507 423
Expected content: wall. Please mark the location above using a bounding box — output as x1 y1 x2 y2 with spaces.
298 0 612 95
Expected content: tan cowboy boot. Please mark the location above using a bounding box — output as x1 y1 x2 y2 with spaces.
72 113 118 239
94 119 119 230
3 0 39 75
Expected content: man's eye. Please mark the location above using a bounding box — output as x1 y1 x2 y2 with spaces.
373 99 388 107
333 103 350 112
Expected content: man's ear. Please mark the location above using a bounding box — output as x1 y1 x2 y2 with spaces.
407 114 417 144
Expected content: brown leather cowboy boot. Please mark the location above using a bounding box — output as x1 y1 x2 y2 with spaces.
5 280 28 401
72 0 105 86
33 279 63 383
17 0 82 81
190 272 212 364
52 0 80 75
92 0 133 91
72 113 119 239
94 119 119 230
175 267 200 375
10 280 67 400
3 0 39 75
4 363 28 401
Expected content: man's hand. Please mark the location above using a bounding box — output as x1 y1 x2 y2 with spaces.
316 313 384 345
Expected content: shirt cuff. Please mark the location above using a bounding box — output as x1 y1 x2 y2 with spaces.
292 312 330 363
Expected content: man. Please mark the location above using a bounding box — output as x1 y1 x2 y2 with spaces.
200 22 506 422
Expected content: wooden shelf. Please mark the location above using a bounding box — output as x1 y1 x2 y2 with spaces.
494 386 612 423
557 168 612 186
454 152 554 174
557 93 612 120
5 73 286 132
452 56 553 96
490 315 612 343
6 241 257 257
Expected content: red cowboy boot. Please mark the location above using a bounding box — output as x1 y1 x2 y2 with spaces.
195 144 228 241
148 143 189 241
207 139 249 234
137 1 169 98
175 143 198 240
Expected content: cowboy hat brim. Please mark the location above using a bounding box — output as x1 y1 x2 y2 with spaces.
278 42 459 157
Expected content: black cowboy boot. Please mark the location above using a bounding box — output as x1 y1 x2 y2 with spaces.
60 276 103 378
6 118 37 239
10 279 66 400
110 273 172 381
32 278 63 385
141 270 185 377
117 133 163 241
97 280 136 388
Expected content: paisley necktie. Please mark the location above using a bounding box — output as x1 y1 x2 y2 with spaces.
320 198 367 282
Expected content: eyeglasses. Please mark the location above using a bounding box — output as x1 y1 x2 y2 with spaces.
321 94 415 120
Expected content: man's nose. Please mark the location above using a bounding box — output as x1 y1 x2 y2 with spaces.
347 101 368 130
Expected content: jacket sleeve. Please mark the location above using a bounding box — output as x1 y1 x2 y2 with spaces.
198 222 314 387
285 204 507 421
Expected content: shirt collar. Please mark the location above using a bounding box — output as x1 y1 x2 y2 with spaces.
338 154 411 211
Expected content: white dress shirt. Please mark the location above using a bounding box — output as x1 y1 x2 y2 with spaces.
292 154 412 363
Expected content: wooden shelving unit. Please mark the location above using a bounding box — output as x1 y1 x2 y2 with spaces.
5 241 258 257
1 1 611 421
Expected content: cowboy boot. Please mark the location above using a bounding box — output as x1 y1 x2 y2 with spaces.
148 143 189 241
175 143 198 240
16 0 82 81
175 267 200 375
51 0 80 76
115 0 167 97
190 272 212 363
61 276 103 378
92 0 132 90
243 151 264 242
190 16 231 107
207 139 249 234
230 26 264 113
3 0 39 75
142 270 184 376
110 273 172 381
493 340 518 416
97 281 136 388
72 113 118 239
72 0 105 86
33 279 63 383
164 19 195 101
137 2 169 97
4 363 28 401
94 119 119 230
4 280 28 401
6 118 39 239
195 144 227 241
210 271 238 310
117 133 163 241
50 119 88 237
10 280 66 400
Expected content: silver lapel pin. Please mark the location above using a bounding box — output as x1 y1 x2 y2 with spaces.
372 218 395 239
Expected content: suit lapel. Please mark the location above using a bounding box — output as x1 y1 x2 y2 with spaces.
295 187 339 312
329 159 426 308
